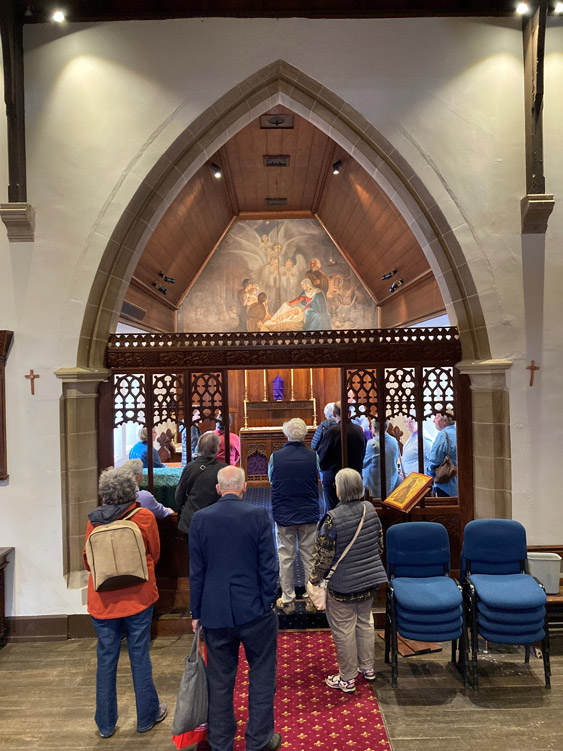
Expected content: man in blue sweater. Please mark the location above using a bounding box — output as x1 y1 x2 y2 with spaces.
189 466 281 751
269 418 321 615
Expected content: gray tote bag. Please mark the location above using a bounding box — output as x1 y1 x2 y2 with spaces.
172 626 208 735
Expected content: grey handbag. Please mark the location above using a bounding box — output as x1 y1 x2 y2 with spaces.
171 626 208 735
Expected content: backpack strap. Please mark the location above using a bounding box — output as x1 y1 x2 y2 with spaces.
121 505 141 521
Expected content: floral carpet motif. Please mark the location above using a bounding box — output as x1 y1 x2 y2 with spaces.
233 630 390 750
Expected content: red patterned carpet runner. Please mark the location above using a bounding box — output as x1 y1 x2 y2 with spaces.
233 630 390 751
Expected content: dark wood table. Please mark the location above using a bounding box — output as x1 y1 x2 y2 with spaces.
0 547 14 647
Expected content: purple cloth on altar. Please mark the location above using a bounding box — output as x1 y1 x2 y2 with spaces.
273 376 284 402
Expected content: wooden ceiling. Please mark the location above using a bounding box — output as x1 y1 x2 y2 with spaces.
127 106 444 331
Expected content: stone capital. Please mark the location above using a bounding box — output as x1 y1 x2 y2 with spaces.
456 358 512 391
0 202 35 242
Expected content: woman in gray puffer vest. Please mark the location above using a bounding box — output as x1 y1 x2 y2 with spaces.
308 468 387 693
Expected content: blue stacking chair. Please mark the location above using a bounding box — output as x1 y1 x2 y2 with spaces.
461 519 551 689
385 521 469 688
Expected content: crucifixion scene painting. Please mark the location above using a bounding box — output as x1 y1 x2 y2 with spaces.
177 218 378 332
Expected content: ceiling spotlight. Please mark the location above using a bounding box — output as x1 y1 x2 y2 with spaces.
389 279 405 293
159 272 176 284
52 9 65 22
381 268 398 281
24 4 34 17
210 162 222 179
332 160 343 175
516 2 530 14
152 282 168 295
554 2 563 13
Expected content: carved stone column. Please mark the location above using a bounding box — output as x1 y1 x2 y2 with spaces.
456 359 512 520
55 367 111 588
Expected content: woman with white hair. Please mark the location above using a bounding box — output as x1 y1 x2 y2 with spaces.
268 418 321 615
122 459 174 518
308 468 387 692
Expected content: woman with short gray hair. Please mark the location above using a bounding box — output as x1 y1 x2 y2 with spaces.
176 432 228 543
282 417 308 442
83 466 167 737
308 468 387 693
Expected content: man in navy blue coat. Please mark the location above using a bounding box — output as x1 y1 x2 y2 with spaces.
189 466 281 751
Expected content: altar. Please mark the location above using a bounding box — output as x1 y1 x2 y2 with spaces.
240 423 317 486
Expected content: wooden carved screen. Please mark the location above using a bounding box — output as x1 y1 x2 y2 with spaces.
0 331 13 481
344 364 469 570
103 370 227 491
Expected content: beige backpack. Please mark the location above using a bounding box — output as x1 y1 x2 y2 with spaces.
85 507 149 591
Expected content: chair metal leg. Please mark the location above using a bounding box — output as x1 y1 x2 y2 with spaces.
542 616 551 690
524 643 530 664
465 583 479 688
389 594 399 688
384 586 391 664
451 638 457 664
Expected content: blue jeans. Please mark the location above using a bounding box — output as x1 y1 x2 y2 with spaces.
204 610 278 751
91 605 160 735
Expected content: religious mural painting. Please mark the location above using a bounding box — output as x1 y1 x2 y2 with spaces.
177 218 378 332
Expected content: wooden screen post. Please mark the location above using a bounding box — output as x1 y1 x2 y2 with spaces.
0 332 13 481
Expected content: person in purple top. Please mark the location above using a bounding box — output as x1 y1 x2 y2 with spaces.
123 459 174 518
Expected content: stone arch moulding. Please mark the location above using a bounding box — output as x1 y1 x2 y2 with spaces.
78 58 491 369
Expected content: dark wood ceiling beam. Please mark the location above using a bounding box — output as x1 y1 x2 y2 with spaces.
520 0 554 234
1 0 26 202
20 1 525 24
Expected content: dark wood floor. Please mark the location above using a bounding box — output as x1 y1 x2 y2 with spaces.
0 632 562 750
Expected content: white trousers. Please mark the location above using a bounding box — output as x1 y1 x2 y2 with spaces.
276 523 318 603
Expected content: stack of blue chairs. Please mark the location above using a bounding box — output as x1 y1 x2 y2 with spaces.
385 521 469 688
460 519 551 688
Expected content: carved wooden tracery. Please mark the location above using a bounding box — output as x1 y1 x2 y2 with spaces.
102 327 471 568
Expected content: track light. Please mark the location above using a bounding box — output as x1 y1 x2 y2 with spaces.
210 163 222 179
24 4 34 17
152 282 168 295
516 2 530 14
52 9 65 22
159 272 176 284
332 160 343 175
381 268 398 281
389 279 404 293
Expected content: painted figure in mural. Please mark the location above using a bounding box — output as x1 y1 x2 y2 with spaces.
305 258 329 296
246 293 271 331
237 279 258 330
280 257 301 302
290 278 331 331
259 257 282 312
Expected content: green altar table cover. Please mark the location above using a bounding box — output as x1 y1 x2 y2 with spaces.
141 467 183 511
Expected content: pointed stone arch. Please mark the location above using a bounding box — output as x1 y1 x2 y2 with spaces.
77 59 490 368
60 61 509 587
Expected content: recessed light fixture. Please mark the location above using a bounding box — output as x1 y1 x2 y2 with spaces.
210 163 222 179
52 9 65 22
332 160 343 175
516 2 530 15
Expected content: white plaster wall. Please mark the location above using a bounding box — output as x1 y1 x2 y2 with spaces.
0 16 561 616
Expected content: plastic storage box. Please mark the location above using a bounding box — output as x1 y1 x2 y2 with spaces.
527 552 562 595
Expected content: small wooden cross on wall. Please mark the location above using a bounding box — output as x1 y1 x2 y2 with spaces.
25 369 40 395
526 360 540 387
